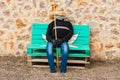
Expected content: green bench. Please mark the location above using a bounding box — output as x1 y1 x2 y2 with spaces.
27 23 91 68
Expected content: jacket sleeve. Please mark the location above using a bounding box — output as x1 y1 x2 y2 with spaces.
46 21 54 42
63 22 74 42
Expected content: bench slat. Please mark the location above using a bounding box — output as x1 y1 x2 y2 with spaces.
32 29 90 36
69 45 90 50
28 52 90 57
32 40 46 44
31 36 89 42
32 35 89 40
28 44 46 49
31 38 89 44
32 23 89 29
31 40 89 44
28 44 89 50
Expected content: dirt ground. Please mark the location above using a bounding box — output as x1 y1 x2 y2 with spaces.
0 56 120 80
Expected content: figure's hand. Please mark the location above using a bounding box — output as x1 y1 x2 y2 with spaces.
51 39 56 43
51 39 63 47
55 39 63 47
51 39 57 46
57 39 63 44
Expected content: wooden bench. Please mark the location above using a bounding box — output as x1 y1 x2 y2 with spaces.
27 23 91 69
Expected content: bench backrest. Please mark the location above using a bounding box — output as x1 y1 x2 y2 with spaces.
31 23 90 45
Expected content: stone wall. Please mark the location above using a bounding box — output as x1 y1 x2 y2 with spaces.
0 0 120 60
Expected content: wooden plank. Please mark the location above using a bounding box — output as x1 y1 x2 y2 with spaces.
32 65 86 69
67 66 85 69
28 59 59 63
68 60 90 64
68 53 90 57
32 23 89 29
32 29 89 36
28 59 90 64
32 40 46 44
69 44 90 49
32 23 48 29
32 65 49 68
27 44 46 49
28 52 90 57
28 59 48 62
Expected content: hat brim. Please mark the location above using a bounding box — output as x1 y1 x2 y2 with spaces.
53 11 66 16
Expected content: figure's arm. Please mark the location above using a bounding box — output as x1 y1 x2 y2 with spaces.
46 22 54 42
62 22 73 42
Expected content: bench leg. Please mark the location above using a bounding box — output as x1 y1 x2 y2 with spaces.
85 57 90 68
27 56 32 67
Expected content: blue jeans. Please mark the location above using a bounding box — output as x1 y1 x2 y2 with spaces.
46 42 69 73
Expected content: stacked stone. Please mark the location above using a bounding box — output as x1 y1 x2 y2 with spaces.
0 0 120 60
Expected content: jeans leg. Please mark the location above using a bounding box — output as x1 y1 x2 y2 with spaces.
60 42 69 73
46 42 56 73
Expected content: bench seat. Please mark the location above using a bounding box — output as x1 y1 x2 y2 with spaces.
27 23 91 68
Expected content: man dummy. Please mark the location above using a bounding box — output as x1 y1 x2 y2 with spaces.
46 5 73 73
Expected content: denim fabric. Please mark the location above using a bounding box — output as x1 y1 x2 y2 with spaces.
46 42 69 73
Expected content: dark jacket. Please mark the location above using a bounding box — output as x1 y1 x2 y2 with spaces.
46 19 73 42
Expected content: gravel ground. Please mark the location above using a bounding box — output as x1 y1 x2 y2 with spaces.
0 56 120 80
